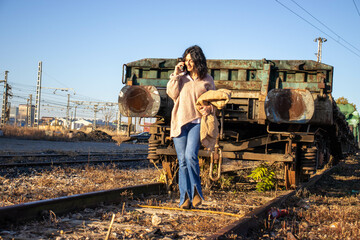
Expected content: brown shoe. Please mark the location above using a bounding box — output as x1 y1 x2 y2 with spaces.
192 193 202 207
180 198 191 209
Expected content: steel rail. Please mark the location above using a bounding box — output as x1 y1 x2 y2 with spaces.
0 152 147 158
0 183 166 227
206 166 334 239
0 157 148 168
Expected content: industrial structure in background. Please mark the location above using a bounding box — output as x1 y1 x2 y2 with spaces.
0 71 11 127
0 61 152 134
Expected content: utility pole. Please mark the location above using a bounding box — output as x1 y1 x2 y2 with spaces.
1 71 11 127
34 61 42 127
314 37 327 63
73 106 77 129
27 94 32 127
26 99 29 127
71 100 117 131
41 87 75 129
70 111 73 130
116 110 121 134
66 93 70 129
93 105 98 130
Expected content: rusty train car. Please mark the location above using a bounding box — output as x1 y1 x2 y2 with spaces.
118 58 355 188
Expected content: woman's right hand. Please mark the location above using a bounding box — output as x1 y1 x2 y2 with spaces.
174 61 186 76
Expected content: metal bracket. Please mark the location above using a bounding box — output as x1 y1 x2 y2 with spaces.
122 64 127 84
209 147 223 181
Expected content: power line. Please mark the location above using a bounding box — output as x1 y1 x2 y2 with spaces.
290 0 360 53
275 0 360 59
43 71 70 89
11 82 111 104
8 82 36 89
354 0 360 17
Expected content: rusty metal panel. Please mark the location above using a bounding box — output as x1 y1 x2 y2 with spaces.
207 59 265 69
265 89 314 124
228 99 252 105
238 70 247 81
230 91 260 99
122 58 334 126
257 64 271 94
228 70 238 80
220 69 228 80
214 80 262 90
281 82 326 92
136 78 169 87
125 58 333 71
310 96 333 125
221 134 288 151
222 152 293 162
295 73 306 82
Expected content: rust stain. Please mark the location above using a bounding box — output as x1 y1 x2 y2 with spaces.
125 87 151 113
272 90 306 121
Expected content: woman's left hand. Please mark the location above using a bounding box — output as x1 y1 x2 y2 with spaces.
199 105 212 116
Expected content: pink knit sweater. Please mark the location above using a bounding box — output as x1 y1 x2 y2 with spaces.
166 73 215 138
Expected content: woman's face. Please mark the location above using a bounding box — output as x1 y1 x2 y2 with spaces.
184 53 195 73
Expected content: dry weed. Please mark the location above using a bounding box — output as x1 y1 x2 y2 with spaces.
0 164 159 207
254 155 360 240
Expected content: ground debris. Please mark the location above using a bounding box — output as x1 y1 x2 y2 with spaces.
249 154 360 240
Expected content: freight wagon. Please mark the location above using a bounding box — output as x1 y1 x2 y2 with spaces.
118 58 355 188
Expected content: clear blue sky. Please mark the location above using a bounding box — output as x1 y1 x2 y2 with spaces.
1 0 360 119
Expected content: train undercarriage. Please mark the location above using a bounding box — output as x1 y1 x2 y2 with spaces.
146 117 350 189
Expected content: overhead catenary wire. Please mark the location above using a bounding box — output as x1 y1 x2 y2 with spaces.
275 0 360 59
43 71 71 89
354 0 360 17
290 0 360 54
6 76 118 121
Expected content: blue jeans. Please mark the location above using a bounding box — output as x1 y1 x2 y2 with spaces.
173 122 204 206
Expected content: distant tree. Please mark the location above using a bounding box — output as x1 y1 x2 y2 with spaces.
336 97 357 110
101 107 115 126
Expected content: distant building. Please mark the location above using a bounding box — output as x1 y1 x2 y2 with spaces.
10 106 19 120
18 104 35 126
41 117 55 124
9 106 19 125
72 119 92 130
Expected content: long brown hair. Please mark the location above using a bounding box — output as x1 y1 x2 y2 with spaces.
182 45 208 79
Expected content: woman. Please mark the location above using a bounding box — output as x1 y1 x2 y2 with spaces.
166 45 215 209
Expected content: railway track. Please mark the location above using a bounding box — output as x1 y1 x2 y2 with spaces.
1 155 350 239
0 151 148 167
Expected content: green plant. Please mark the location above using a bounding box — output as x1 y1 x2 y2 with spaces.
248 163 277 192
219 175 234 189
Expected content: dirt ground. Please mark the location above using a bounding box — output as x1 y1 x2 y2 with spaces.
1 138 359 239
0 164 284 239
248 153 360 240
